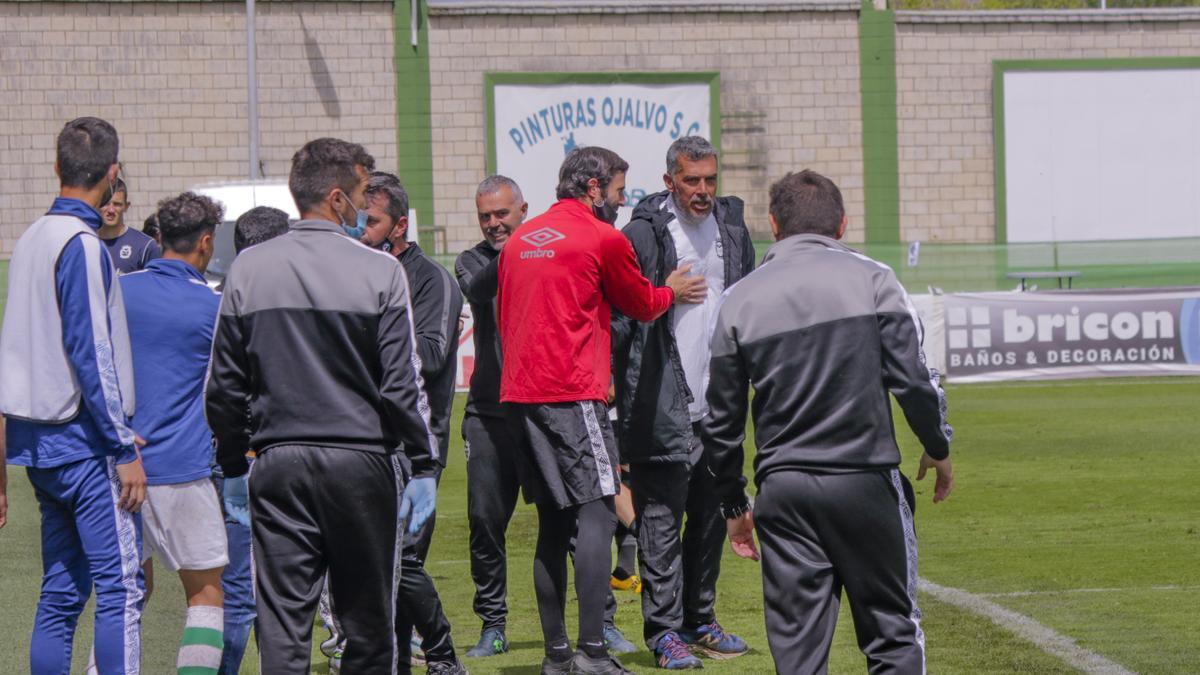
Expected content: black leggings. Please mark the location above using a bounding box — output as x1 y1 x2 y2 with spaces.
534 497 617 658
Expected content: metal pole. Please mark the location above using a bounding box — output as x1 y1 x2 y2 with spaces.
247 0 260 179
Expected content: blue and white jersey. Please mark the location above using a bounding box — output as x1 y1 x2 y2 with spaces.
120 258 221 485
3 197 138 467
103 227 160 275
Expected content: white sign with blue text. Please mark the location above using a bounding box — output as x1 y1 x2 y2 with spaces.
493 80 713 228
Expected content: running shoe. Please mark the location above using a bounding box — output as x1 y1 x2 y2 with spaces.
467 626 509 657
570 651 635 674
677 621 748 660
604 624 638 654
655 633 703 670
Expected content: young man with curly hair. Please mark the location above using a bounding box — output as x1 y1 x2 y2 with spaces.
120 191 228 674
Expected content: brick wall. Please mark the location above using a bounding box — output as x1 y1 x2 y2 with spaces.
0 1 397 255
426 10 866 252
895 14 1200 243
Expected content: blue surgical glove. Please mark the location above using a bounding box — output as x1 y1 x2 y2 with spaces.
222 474 250 528
399 476 437 535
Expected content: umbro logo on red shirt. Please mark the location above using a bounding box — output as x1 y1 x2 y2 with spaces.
520 227 566 248
519 227 565 259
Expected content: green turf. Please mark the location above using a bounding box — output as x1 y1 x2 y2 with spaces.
2 380 1198 673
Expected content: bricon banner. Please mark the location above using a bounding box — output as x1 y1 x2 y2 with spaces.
487 72 720 227
943 289 1200 382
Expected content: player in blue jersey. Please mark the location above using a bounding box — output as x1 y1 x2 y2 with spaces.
0 117 147 675
120 191 228 674
99 173 161 274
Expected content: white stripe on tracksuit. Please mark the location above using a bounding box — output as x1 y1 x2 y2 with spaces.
104 457 143 674
579 402 616 497
81 235 137 449
889 468 927 675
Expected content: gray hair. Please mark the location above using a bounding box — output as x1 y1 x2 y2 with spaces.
364 171 409 226
666 136 718 175
476 175 524 203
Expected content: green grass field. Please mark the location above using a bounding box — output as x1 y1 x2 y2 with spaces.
2 379 1198 673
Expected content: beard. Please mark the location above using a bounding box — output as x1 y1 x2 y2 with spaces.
671 194 711 227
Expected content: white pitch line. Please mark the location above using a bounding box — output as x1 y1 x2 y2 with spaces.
919 577 1135 675
982 585 1196 598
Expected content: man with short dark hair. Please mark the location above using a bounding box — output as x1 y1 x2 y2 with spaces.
206 138 438 671
703 169 955 674
99 173 161 274
121 191 227 674
456 174 527 659
612 136 754 669
360 170 467 675
214 204 291 675
498 146 707 675
1 116 147 674
233 206 290 252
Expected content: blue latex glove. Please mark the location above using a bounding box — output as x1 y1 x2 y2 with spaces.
222 474 250 528
399 476 437 535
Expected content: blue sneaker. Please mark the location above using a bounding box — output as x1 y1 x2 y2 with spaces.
603 624 638 654
467 626 509 657
655 632 703 670
677 621 748 660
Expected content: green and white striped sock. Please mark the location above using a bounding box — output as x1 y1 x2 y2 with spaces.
177 605 224 675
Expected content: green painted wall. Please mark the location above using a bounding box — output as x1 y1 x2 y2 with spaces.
394 0 436 251
858 1 901 265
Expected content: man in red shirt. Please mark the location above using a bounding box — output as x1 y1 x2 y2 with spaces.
499 146 706 675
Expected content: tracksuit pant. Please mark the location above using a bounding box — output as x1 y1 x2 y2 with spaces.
464 413 521 631
395 467 458 671
629 440 726 650
27 456 145 675
249 444 402 673
218 509 254 675
754 469 925 675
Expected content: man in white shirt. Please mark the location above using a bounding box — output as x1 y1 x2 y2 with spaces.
610 136 758 670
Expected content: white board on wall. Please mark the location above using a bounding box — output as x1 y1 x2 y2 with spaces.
488 74 718 228
1003 66 1200 243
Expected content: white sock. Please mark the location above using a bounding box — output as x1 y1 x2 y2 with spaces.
177 605 224 674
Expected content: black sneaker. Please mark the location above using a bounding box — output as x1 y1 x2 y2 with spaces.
542 652 574 675
570 651 635 674
427 661 470 675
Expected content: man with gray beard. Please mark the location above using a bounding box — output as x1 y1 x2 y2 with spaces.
611 136 756 669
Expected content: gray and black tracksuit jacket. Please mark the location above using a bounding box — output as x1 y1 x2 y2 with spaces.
612 191 756 463
206 218 438 479
702 233 952 511
396 243 464 467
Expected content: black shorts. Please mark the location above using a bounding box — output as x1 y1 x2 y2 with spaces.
507 401 620 510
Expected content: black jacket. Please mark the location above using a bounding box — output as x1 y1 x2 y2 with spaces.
611 191 756 464
455 241 503 418
396 243 464 464
206 219 438 478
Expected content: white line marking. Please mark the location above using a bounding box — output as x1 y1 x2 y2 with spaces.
982 584 1197 598
919 577 1135 675
952 378 1200 390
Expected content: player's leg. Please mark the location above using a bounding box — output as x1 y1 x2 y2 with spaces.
572 496 619 658
27 466 93 674
151 478 229 675
394 538 461 672
217 502 254 675
533 501 576 667
177 568 225 675
321 448 403 673
629 461 690 655
465 413 519 656
678 443 747 659
249 446 328 671
754 470 842 675
823 470 926 673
